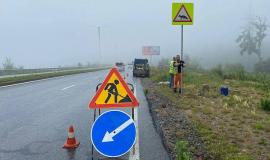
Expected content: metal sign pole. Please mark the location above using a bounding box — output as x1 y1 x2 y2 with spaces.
181 25 184 94
91 108 97 160
131 107 135 154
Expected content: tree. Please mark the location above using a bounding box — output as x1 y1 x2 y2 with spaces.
77 62 83 68
236 17 268 61
2 57 15 70
18 66 24 70
254 58 270 73
87 62 91 67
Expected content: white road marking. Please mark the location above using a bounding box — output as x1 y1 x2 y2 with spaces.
61 84 75 90
129 82 140 160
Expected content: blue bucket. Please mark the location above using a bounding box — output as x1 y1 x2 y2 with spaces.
220 86 229 96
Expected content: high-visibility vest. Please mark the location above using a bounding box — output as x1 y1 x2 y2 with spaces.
169 61 176 74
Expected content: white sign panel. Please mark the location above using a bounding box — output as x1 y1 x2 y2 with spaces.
142 46 160 55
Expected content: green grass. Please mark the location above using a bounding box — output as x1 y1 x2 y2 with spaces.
151 82 253 160
175 141 192 160
254 122 265 131
194 122 252 160
0 67 108 86
260 98 270 111
145 67 270 160
211 64 270 93
150 68 169 83
258 138 268 146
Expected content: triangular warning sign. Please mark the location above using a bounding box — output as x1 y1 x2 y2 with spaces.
89 68 139 109
173 5 192 22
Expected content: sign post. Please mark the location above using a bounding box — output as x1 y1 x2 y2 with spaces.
172 3 194 94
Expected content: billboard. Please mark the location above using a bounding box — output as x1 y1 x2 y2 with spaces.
142 46 160 55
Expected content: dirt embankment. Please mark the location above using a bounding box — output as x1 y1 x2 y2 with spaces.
141 79 213 160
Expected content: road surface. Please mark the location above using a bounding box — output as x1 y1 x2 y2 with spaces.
0 68 169 160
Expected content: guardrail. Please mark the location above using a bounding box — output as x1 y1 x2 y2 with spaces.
0 66 112 86
0 67 105 76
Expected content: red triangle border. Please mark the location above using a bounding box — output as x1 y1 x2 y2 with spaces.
89 68 139 109
173 5 192 23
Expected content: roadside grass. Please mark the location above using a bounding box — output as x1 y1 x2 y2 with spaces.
175 140 192 160
148 68 270 160
261 98 270 111
0 67 108 86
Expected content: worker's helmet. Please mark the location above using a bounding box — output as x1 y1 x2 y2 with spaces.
114 80 119 85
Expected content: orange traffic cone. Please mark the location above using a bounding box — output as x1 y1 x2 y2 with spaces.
63 125 80 149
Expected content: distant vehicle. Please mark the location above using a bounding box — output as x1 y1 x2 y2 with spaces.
115 62 125 72
127 62 133 69
133 59 150 77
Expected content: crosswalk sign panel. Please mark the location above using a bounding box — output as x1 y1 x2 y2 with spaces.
89 68 139 108
172 3 194 25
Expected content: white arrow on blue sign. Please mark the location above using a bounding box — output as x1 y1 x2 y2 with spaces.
91 110 136 157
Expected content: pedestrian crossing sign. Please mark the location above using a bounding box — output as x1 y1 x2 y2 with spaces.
89 68 139 109
172 3 194 25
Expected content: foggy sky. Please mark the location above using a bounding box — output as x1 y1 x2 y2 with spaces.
0 0 270 68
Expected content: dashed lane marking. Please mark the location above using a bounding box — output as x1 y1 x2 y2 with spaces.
61 84 75 90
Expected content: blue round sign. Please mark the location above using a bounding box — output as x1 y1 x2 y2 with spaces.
91 110 136 157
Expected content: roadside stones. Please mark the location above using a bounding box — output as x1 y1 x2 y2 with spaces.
198 84 210 96
162 103 167 108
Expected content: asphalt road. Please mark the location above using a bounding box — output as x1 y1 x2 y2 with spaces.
0 68 169 160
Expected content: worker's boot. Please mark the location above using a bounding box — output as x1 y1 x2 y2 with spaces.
179 88 182 94
173 88 177 93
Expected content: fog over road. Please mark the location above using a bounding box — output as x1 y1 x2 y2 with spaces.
0 68 169 160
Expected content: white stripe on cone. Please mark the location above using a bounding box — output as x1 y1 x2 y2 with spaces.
68 132 74 138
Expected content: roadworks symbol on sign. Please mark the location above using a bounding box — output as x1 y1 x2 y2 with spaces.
89 68 139 108
173 5 192 22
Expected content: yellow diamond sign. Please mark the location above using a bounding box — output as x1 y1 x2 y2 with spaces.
172 3 194 25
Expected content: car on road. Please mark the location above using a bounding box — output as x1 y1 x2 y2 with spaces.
133 59 150 77
115 62 125 72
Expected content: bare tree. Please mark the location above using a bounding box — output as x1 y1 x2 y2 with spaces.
2 57 15 70
77 62 83 68
18 66 24 70
236 17 268 61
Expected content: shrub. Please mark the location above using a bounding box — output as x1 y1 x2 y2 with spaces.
223 64 246 80
211 64 223 77
175 141 192 160
260 98 270 111
150 68 169 82
144 89 148 95
254 58 270 73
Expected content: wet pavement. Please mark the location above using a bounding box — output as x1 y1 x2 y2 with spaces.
0 68 169 160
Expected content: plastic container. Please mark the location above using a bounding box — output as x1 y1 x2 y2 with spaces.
220 86 229 96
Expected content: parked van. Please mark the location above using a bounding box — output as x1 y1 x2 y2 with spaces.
133 59 150 77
